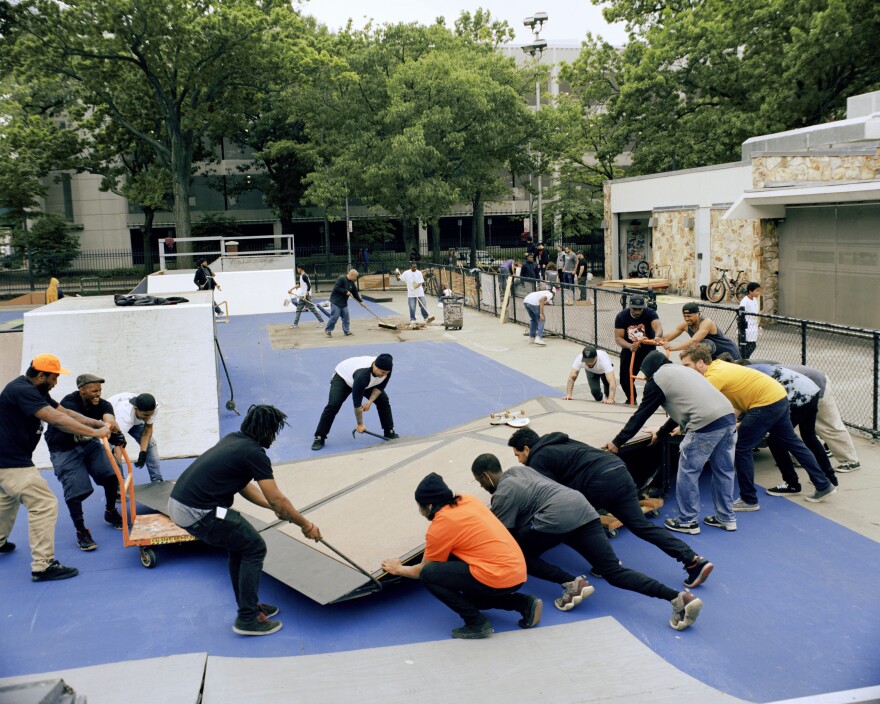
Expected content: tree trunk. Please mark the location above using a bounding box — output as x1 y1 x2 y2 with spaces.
141 207 155 276
322 210 332 279
430 220 440 264
170 128 193 266
470 192 484 268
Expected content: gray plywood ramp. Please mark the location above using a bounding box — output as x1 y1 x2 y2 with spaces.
202 618 746 704
0 653 206 704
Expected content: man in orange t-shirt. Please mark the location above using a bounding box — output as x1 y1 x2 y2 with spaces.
382 472 542 639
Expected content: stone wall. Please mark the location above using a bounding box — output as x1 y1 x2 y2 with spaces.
603 184 613 278
709 209 762 292
758 220 779 314
752 150 880 188
651 210 696 296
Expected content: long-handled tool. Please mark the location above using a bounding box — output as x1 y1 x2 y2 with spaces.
255 523 382 593
362 303 398 330
352 427 392 441
215 337 240 415
416 296 435 324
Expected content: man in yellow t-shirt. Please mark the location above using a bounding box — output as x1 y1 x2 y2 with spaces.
382 472 542 640
680 345 836 509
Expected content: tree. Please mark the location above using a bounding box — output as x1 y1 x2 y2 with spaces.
579 0 880 174
11 212 80 275
8 0 319 242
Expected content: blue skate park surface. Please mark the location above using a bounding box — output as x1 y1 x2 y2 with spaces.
1 303 879 703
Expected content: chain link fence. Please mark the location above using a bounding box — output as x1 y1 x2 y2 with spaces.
422 263 880 437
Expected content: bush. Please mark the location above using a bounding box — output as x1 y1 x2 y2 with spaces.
12 213 80 275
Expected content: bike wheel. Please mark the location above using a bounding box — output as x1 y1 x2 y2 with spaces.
706 281 726 303
635 260 650 277
734 282 750 300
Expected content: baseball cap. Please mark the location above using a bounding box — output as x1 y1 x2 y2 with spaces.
682 302 700 314
374 353 393 372
582 346 598 361
629 295 646 308
129 393 157 412
76 373 105 388
31 354 70 375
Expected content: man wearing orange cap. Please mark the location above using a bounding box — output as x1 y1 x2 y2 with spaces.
0 354 111 581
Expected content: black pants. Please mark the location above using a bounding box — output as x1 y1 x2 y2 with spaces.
620 346 651 404
185 509 267 623
518 519 678 601
587 372 611 401
769 396 833 487
584 465 697 566
419 560 529 627
314 374 394 439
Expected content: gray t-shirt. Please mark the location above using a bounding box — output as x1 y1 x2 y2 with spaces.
563 251 577 273
490 465 598 534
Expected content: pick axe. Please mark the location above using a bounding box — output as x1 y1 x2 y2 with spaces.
352 427 392 441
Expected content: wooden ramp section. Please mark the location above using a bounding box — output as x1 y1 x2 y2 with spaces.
202 618 747 704
133 396 669 605
0 653 206 704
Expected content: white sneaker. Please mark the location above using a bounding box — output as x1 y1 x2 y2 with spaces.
528 337 535 344
315 322 325 328
534 337 546 346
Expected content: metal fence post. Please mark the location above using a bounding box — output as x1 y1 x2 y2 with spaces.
560 287 566 339
737 307 747 358
874 332 879 436
801 320 808 365
593 287 599 346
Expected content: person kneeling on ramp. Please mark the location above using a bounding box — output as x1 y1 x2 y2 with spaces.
168 405 321 636
312 354 398 451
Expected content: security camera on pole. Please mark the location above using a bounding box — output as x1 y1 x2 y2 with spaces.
522 12 548 244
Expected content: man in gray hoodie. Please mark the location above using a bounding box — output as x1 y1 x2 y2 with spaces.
605 351 738 534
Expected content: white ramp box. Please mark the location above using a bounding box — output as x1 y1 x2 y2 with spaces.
21 293 219 467
148 258 296 317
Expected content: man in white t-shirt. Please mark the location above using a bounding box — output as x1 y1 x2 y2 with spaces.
395 262 434 324
564 347 617 404
738 282 761 359
523 288 555 346
108 392 162 482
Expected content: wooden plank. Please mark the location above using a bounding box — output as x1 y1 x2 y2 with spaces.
499 274 514 324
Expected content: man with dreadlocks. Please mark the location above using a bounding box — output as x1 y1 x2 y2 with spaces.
169 405 321 636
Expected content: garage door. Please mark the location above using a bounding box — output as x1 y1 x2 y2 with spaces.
778 204 880 329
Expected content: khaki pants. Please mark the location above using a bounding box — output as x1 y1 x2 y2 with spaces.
0 466 59 572
815 378 859 465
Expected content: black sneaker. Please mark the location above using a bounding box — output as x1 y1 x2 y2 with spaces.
233 612 283 636
664 517 700 534
76 528 97 551
517 595 543 629
703 515 737 531
0 541 15 553
451 618 493 639
384 430 400 440
32 559 79 582
766 483 801 496
826 472 839 487
104 508 124 530
259 603 279 618
344 331 353 336
325 330 332 337
683 557 714 588
311 436 325 451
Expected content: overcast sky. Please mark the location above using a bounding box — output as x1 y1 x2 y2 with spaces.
299 0 629 47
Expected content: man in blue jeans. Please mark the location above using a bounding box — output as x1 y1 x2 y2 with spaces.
109 392 163 483
523 287 555 346
605 352 738 533
680 344 836 507
169 405 322 636
325 269 367 337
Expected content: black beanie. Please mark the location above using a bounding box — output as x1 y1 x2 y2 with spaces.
374 353 393 372
640 351 671 379
414 472 453 505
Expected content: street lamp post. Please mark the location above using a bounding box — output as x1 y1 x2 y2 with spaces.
523 13 548 245
487 217 492 247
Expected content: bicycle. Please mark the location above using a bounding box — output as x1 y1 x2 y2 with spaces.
706 268 749 303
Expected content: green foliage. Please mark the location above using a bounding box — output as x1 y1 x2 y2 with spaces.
351 218 395 248
191 213 244 241
12 213 80 275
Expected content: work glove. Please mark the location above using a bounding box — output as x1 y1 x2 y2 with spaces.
109 431 127 447
134 451 147 468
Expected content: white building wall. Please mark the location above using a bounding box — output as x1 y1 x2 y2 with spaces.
71 173 131 249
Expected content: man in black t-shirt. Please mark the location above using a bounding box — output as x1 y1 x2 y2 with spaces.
614 295 663 404
325 269 367 337
169 405 321 637
0 354 111 582
45 374 125 551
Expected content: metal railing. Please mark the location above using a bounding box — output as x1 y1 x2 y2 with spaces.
421 263 880 437
0 249 150 296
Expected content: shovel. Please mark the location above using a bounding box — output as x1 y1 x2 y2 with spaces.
352 427 392 441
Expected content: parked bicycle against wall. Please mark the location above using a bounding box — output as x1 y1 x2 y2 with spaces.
707 268 749 303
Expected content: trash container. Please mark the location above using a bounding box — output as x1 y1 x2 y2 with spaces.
441 296 463 330
226 240 239 255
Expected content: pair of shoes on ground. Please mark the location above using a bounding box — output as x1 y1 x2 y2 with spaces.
313 431 399 450
528 337 546 346
451 596 542 640
233 610 282 636
683 556 714 589
665 516 736 535
766 483 837 502
669 590 703 631
32 559 79 582
835 461 860 472
76 528 97 551
554 576 595 611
